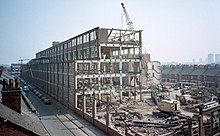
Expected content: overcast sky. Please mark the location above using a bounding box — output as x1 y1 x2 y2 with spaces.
0 0 220 65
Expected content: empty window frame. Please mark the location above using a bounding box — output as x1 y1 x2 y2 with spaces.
90 31 96 41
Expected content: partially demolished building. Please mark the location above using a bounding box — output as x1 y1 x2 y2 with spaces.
21 26 143 118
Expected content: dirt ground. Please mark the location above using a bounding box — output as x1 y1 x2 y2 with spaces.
126 101 158 115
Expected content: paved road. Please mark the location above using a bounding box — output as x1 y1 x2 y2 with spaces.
27 90 107 136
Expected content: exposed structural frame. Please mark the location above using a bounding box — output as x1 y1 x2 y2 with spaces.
21 27 143 114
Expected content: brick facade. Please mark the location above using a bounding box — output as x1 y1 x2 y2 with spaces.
161 64 220 89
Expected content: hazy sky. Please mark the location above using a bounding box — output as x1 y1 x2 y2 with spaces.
0 0 220 64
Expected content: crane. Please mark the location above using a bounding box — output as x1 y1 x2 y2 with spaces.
121 3 134 32
121 3 144 102
19 58 29 65
18 58 30 77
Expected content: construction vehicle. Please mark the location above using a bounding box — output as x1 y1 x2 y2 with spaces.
158 99 180 114
153 99 180 118
151 88 165 105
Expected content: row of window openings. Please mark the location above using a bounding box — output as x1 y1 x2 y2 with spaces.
33 68 135 74
51 47 139 57
39 47 140 62
47 47 98 60
167 76 213 80
50 51 140 62
38 31 97 57
49 52 98 61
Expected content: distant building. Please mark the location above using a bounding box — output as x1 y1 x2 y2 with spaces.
141 53 161 86
161 64 220 90
141 53 150 86
11 63 21 77
208 54 214 64
147 61 161 85
199 58 203 64
215 54 220 64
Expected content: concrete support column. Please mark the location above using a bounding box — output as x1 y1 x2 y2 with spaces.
74 62 77 112
127 48 131 99
119 90 122 104
92 92 96 124
106 97 110 134
62 63 64 102
133 48 135 58
98 61 101 99
110 48 112 59
119 43 123 104
98 46 101 60
82 94 86 118
139 56 142 102
138 31 143 101
98 93 102 101
134 91 136 100
139 77 142 102
119 67 123 103
109 85 112 102
128 90 131 98
128 49 130 58
134 76 136 101
74 94 77 112
67 62 70 108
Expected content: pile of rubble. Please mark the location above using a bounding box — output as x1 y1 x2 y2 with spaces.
94 84 219 135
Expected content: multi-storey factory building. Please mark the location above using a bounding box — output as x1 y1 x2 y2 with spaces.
22 27 142 112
